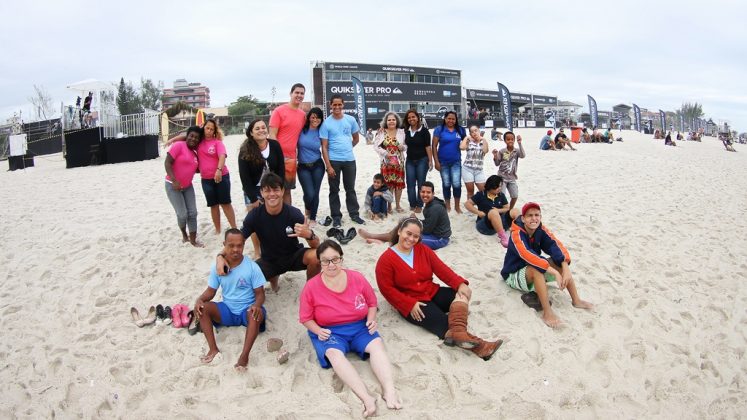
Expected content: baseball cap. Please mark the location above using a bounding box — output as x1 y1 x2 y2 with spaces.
521 202 541 216
547 130 552 135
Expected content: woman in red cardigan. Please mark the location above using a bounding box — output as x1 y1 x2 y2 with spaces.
374 217 502 360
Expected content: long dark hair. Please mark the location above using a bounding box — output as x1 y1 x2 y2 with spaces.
239 119 267 165
302 107 324 134
439 111 464 137
388 217 423 245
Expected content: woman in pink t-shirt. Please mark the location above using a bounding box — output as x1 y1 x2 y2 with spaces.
197 119 237 233
299 240 402 417
164 126 203 247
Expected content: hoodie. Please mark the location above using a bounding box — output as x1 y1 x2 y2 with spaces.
422 197 451 238
500 215 571 279
364 185 394 213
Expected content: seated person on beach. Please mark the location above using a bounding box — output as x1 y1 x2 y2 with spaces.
375 217 503 360
300 240 402 417
465 175 519 248
359 181 451 250
580 127 591 143
216 173 320 292
500 202 593 328
592 127 604 142
194 228 266 370
665 132 676 146
554 128 576 150
490 127 503 141
364 173 394 221
539 130 556 150
676 132 684 141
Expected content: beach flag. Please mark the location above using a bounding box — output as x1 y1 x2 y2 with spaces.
351 76 367 134
659 110 666 132
195 109 205 127
633 104 641 132
587 95 598 128
497 82 513 129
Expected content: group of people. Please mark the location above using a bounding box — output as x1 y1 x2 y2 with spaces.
539 128 577 150
160 83 595 417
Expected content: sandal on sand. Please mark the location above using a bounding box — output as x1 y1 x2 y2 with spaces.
171 305 183 328
266 338 283 352
163 306 173 325
187 311 200 335
521 292 552 312
156 304 165 324
339 228 357 245
141 306 157 326
320 216 333 226
130 307 145 327
276 349 289 364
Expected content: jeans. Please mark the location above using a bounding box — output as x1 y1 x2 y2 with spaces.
439 161 462 200
421 234 449 250
165 182 198 233
296 159 325 220
371 196 388 215
406 157 429 209
328 160 360 219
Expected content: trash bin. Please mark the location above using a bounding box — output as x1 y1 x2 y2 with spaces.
570 126 582 143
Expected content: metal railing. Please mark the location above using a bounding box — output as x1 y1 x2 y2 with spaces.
102 110 160 138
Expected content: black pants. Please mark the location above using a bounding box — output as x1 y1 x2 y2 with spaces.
403 287 456 339
328 160 360 219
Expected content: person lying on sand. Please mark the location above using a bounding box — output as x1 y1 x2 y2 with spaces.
194 228 267 370
500 202 593 328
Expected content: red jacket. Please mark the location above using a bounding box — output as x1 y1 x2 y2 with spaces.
375 244 468 317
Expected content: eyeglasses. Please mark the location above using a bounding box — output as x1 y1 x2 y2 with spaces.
320 257 343 266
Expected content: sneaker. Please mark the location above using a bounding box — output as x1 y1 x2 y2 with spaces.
498 231 509 248
350 215 366 225
332 217 342 228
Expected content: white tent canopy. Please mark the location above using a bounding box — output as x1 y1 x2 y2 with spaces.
66 79 116 93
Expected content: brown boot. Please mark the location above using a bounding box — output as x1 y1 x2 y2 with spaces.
470 338 503 361
444 301 480 349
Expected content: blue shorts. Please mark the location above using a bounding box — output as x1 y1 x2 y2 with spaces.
201 173 232 207
243 192 262 206
308 319 380 369
215 301 266 332
475 213 510 235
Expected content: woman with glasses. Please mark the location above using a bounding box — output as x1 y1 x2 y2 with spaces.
299 240 402 417
375 217 503 360
431 111 466 213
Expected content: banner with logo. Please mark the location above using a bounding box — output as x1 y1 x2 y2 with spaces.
497 82 513 129
659 110 666 132
544 109 556 128
632 104 641 132
350 77 367 134
588 95 598 128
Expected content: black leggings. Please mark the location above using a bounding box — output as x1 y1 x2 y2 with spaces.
403 287 456 339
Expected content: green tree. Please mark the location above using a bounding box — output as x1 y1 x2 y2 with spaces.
679 102 704 125
117 77 140 115
228 95 262 116
139 78 163 111
164 101 196 118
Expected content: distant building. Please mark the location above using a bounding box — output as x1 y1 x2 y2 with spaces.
162 79 211 109
556 100 582 122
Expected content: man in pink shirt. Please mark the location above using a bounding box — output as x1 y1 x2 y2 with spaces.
270 83 307 205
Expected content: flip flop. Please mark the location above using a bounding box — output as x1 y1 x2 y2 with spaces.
325 227 343 238
171 305 183 328
521 291 552 312
155 304 165 324
266 338 283 352
179 305 190 327
320 216 332 226
130 307 145 327
141 306 157 326
163 306 173 325
187 311 200 335
339 227 357 245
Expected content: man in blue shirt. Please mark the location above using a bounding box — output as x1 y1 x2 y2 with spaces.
320 94 365 227
539 130 556 150
194 228 267 371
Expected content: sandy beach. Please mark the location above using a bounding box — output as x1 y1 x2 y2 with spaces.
1 128 746 419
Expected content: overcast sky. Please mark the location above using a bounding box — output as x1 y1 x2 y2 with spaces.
3 0 745 130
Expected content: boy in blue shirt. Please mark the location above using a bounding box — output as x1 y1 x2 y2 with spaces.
194 228 267 371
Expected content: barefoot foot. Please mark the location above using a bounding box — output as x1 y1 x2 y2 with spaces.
362 396 377 418
383 391 403 410
542 310 562 328
200 350 221 364
572 300 594 310
234 354 249 371
190 240 205 248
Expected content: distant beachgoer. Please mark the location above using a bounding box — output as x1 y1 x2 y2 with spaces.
365 128 374 145
493 131 525 211
539 130 556 150
580 128 591 143
359 181 451 250
300 240 402 417
375 217 503 360
665 132 676 146
373 112 406 212
403 109 432 214
296 107 326 225
164 126 204 247
554 128 576 150
194 228 266 370
269 83 307 205
432 111 467 213
199 119 237 233
460 125 489 200
501 202 593 328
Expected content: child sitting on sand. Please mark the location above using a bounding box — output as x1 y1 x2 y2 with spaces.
364 174 394 221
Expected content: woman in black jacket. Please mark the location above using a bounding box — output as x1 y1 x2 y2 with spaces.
238 119 285 259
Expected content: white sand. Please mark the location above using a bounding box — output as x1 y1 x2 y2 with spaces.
1 129 746 418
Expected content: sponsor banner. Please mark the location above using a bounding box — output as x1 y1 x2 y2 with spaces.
544 121 554 128
532 95 558 105
466 89 501 100
526 121 537 128
351 77 367 134
517 120 526 128
633 104 641 132
544 109 556 128
659 110 666 131
497 82 513 129
325 81 461 103
325 62 460 76
511 93 531 103
588 95 598 128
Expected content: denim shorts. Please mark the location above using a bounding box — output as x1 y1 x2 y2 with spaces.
201 173 232 207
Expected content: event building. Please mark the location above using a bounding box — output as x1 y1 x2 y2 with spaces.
162 79 211 109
